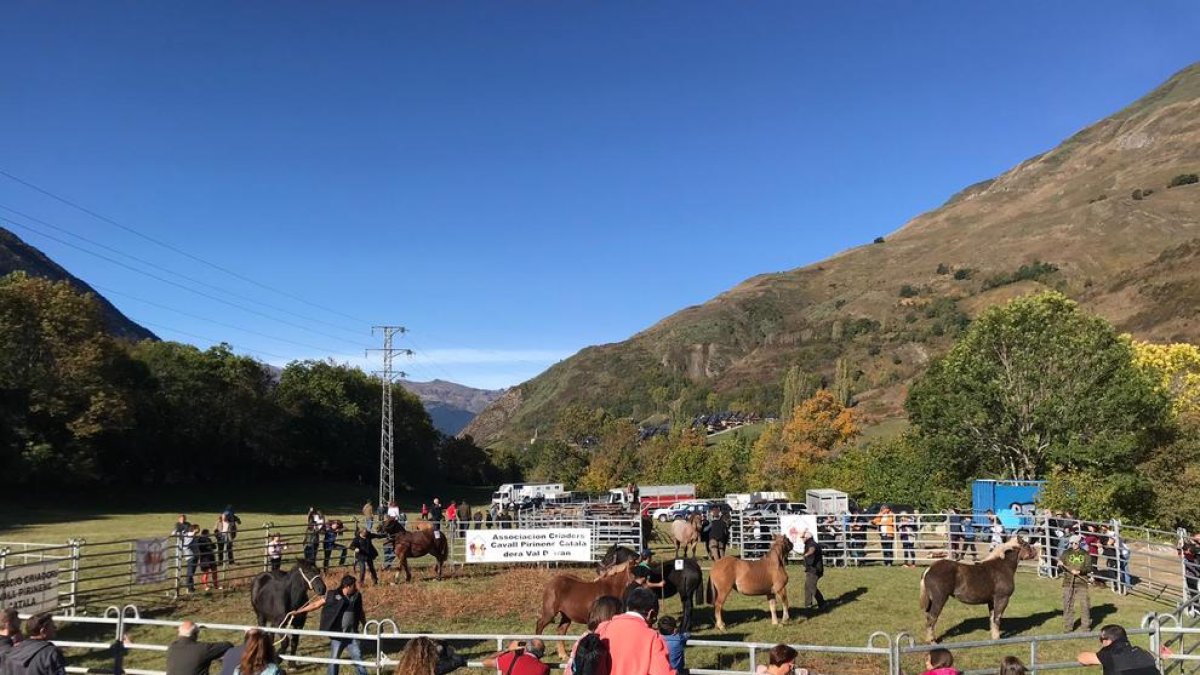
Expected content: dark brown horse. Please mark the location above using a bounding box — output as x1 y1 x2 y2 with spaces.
920 536 1040 641
536 561 634 657
388 528 449 583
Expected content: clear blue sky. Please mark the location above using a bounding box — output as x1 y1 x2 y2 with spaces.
1 3 1197 389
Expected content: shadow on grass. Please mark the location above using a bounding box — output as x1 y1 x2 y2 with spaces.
938 603 1119 640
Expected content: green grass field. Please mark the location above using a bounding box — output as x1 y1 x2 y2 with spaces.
2 494 1171 674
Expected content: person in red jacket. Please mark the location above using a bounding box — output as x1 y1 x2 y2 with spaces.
595 587 675 675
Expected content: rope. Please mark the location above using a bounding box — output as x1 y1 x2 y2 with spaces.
273 614 295 648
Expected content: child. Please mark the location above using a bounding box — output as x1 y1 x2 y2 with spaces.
921 648 960 675
657 615 689 674
267 534 286 571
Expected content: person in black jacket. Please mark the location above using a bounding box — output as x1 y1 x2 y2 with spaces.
166 621 232 675
1 614 64 675
349 529 387 586
1077 624 1160 675
706 514 730 561
288 575 367 675
802 530 826 612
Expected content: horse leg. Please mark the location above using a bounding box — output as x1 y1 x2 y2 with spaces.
675 540 681 558
555 617 572 660
777 584 791 624
925 594 949 643
768 592 778 625
991 596 1009 640
714 583 730 631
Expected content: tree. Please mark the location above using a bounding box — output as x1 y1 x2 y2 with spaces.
0 273 138 483
1132 341 1200 427
750 390 858 492
577 419 640 490
907 291 1172 480
523 439 589 487
780 366 819 419
814 433 963 510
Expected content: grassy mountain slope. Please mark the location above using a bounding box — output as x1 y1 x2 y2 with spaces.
0 226 158 342
464 63 1200 447
400 379 504 435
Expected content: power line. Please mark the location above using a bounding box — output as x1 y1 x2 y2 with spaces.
92 284 354 355
2 215 373 350
136 320 290 360
0 202 370 340
0 167 371 325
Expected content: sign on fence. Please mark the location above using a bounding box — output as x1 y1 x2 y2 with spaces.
464 528 591 563
779 514 819 549
0 561 59 613
134 538 169 584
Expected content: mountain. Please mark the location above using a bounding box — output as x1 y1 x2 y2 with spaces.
399 379 505 436
0 227 158 342
465 62 1200 448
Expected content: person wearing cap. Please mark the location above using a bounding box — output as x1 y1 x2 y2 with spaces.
482 640 549 675
1061 535 1094 632
801 529 827 612
707 512 730 561
625 563 666 606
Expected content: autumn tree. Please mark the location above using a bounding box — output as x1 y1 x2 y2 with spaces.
907 291 1171 480
779 366 820 419
750 389 858 492
1132 340 1200 427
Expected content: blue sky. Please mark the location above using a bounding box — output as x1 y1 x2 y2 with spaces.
1 3 1198 389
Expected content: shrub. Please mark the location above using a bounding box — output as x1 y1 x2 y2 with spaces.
834 299 847 309
873 236 886 244
867 344 881 356
936 263 950 275
953 268 973 280
1131 189 1144 200
1087 194 1107 204
1168 174 1199 188
899 284 919 298
980 260 1059 291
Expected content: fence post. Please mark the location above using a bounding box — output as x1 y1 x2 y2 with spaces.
1029 637 1038 674
69 539 82 612
263 524 272 573
1112 519 1125 595
1179 528 1190 605
0 547 7 571
748 644 757 672
128 541 136 595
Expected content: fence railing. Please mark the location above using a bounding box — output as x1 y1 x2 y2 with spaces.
28 603 1200 675
729 512 1194 604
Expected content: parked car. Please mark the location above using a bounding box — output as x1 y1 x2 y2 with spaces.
651 499 710 522
743 501 808 518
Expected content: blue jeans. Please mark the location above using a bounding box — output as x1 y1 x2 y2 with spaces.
329 639 367 675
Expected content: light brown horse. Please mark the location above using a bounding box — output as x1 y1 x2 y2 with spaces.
671 513 703 558
536 561 634 656
920 536 1040 642
388 528 449 583
710 534 793 631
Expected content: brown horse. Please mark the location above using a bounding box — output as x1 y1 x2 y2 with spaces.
671 513 703 559
710 535 793 631
535 561 634 656
388 528 449 583
919 536 1040 642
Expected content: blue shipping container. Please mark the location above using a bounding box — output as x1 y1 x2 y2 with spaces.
971 479 1044 530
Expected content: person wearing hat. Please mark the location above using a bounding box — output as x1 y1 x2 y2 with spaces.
1061 535 1094 632
624 562 666 606
287 575 367 675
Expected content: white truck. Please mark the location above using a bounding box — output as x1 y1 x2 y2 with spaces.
606 484 696 516
724 491 792 511
491 483 568 508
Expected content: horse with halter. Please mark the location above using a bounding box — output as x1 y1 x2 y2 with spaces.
250 558 327 654
670 513 704 559
598 545 704 631
387 526 450 583
709 534 793 631
536 561 635 657
920 536 1040 642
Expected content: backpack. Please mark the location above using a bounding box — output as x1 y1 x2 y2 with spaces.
572 633 610 675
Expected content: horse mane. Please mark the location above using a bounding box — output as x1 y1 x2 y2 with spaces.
598 561 633 579
980 537 1023 562
766 535 791 562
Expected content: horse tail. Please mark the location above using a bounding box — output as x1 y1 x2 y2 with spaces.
919 568 930 612
696 569 706 606
705 573 714 605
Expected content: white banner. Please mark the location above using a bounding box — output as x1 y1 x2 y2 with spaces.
779 514 819 549
464 528 591 563
135 537 169 584
0 561 59 613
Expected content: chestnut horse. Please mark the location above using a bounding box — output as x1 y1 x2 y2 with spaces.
536 561 634 656
671 513 703 559
388 528 449 583
920 536 1040 641
710 535 793 631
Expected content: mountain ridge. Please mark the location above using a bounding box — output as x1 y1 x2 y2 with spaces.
465 61 1200 447
400 378 504 436
0 226 157 342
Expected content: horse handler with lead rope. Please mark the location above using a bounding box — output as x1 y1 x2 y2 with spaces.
1060 535 1093 633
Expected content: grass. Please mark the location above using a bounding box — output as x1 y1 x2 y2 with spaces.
5 494 1171 674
